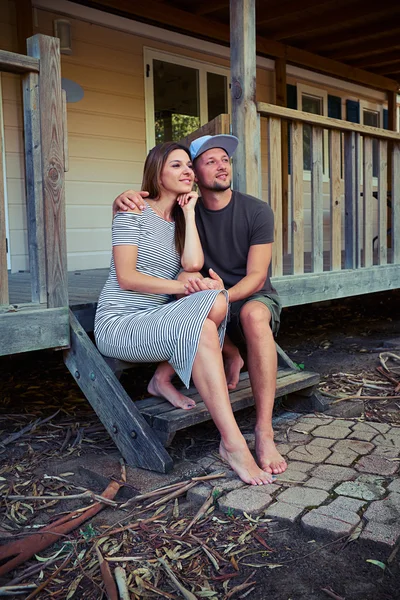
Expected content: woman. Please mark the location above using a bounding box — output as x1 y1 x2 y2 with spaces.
95 142 272 485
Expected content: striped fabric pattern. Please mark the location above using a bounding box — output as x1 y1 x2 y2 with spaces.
94 206 227 387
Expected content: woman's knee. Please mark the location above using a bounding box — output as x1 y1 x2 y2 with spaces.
198 318 220 349
208 292 228 324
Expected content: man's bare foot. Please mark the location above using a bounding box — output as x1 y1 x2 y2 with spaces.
219 440 273 485
148 375 195 410
255 430 287 474
224 352 244 390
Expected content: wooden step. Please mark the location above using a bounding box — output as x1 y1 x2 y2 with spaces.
135 368 320 434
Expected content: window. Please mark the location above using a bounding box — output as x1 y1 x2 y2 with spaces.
297 84 328 175
144 49 229 149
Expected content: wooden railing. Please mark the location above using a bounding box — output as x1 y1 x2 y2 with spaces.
0 36 70 355
257 102 400 304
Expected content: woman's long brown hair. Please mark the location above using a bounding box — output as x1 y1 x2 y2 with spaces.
141 141 192 255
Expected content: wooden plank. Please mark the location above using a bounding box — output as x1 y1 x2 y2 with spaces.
267 116 283 276
0 81 8 306
392 142 400 264
257 103 400 141
151 370 320 433
329 129 342 271
363 136 373 268
63 310 173 473
27 35 68 308
311 126 324 273
0 307 69 355
344 131 360 269
274 58 289 253
62 90 69 172
0 50 39 74
22 71 47 304
290 121 304 274
16 0 33 55
377 140 388 265
230 0 260 197
178 114 230 147
272 263 400 307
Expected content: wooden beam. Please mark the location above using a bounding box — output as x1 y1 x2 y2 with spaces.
331 33 400 61
0 307 69 355
195 1 229 16
267 0 390 41
0 80 8 306
350 50 400 69
27 35 68 309
274 58 289 252
16 0 33 55
0 49 39 74
80 0 399 91
257 0 329 25
302 23 400 53
230 0 260 196
257 102 400 140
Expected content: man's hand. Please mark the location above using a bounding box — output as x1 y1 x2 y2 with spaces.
184 268 224 294
177 191 198 214
112 190 149 217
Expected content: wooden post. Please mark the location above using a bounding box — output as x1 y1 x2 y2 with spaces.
329 130 342 271
363 136 373 268
344 131 360 269
311 126 324 273
268 117 283 276
22 71 47 304
230 0 260 196
0 87 8 305
27 35 68 309
290 121 304 274
387 90 397 250
274 58 289 252
392 142 400 264
377 140 388 265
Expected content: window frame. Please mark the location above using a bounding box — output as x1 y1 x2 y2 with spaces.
359 99 383 184
144 47 230 151
296 83 329 181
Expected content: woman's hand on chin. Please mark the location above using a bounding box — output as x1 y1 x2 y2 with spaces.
177 191 198 214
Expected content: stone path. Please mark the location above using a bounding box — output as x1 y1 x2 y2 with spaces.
187 413 400 548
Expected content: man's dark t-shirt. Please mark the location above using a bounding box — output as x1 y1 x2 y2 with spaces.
194 190 277 297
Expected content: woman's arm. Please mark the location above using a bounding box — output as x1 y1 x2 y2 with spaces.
178 192 204 272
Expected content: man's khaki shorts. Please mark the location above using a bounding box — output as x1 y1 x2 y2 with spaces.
227 292 282 341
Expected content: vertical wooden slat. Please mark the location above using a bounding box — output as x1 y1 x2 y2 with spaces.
62 89 69 172
268 116 283 276
387 91 397 252
0 84 8 305
392 142 400 264
230 0 260 197
377 140 387 265
291 121 304 274
329 129 342 271
23 71 47 304
311 126 323 273
363 136 373 268
27 34 68 308
274 57 289 253
344 131 360 269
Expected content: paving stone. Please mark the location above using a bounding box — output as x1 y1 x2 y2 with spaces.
287 444 331 464
311 424 352 439
298 416 333 427
388 426 400 436
219 484 279 515
348 430 377 442
326 401 364 419
359 422 391 434
349 423 383 441
355 454 399 476
187 479 244 505
363 491 400 524
308 437 336 448
325 453 357 467
286 432 312 444
387 479 400 493
312 464 357 483
288 461 315 473
374 433 400 449
301 497 365 538
196 456 217 470
360 521 400 547
304 477 336 491
372 445 400 459
290 422 319 434
334 476 386 501
332 439 375 456
276 443 295 456
264 501 304 523
274 486 328 508
275 469 309 485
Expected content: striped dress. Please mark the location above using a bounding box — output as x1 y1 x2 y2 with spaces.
94 205 228 388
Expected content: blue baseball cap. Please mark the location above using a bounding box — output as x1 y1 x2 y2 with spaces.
189 134 239 161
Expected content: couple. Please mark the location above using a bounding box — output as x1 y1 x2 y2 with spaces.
94 134 287 485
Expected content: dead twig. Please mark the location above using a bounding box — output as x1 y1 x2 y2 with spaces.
96 546 118 600
24 553 73 600
114 566 130 600
181 488 217 536
158 557 198 600
321 587 345 600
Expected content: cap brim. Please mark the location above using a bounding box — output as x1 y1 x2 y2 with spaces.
192 134 238 160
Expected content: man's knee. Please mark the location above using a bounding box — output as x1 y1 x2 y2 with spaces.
177 270 203 284
240 301 272 334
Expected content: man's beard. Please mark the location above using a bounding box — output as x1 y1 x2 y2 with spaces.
203 179 231 192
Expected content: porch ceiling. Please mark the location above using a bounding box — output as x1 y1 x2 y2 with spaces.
72 0 400 91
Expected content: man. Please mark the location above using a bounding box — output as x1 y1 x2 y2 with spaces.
113 134 287 475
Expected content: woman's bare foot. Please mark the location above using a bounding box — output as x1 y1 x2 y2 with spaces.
255 430 287 474
219 440 273 485
148 374 195 410
224 352 244 390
